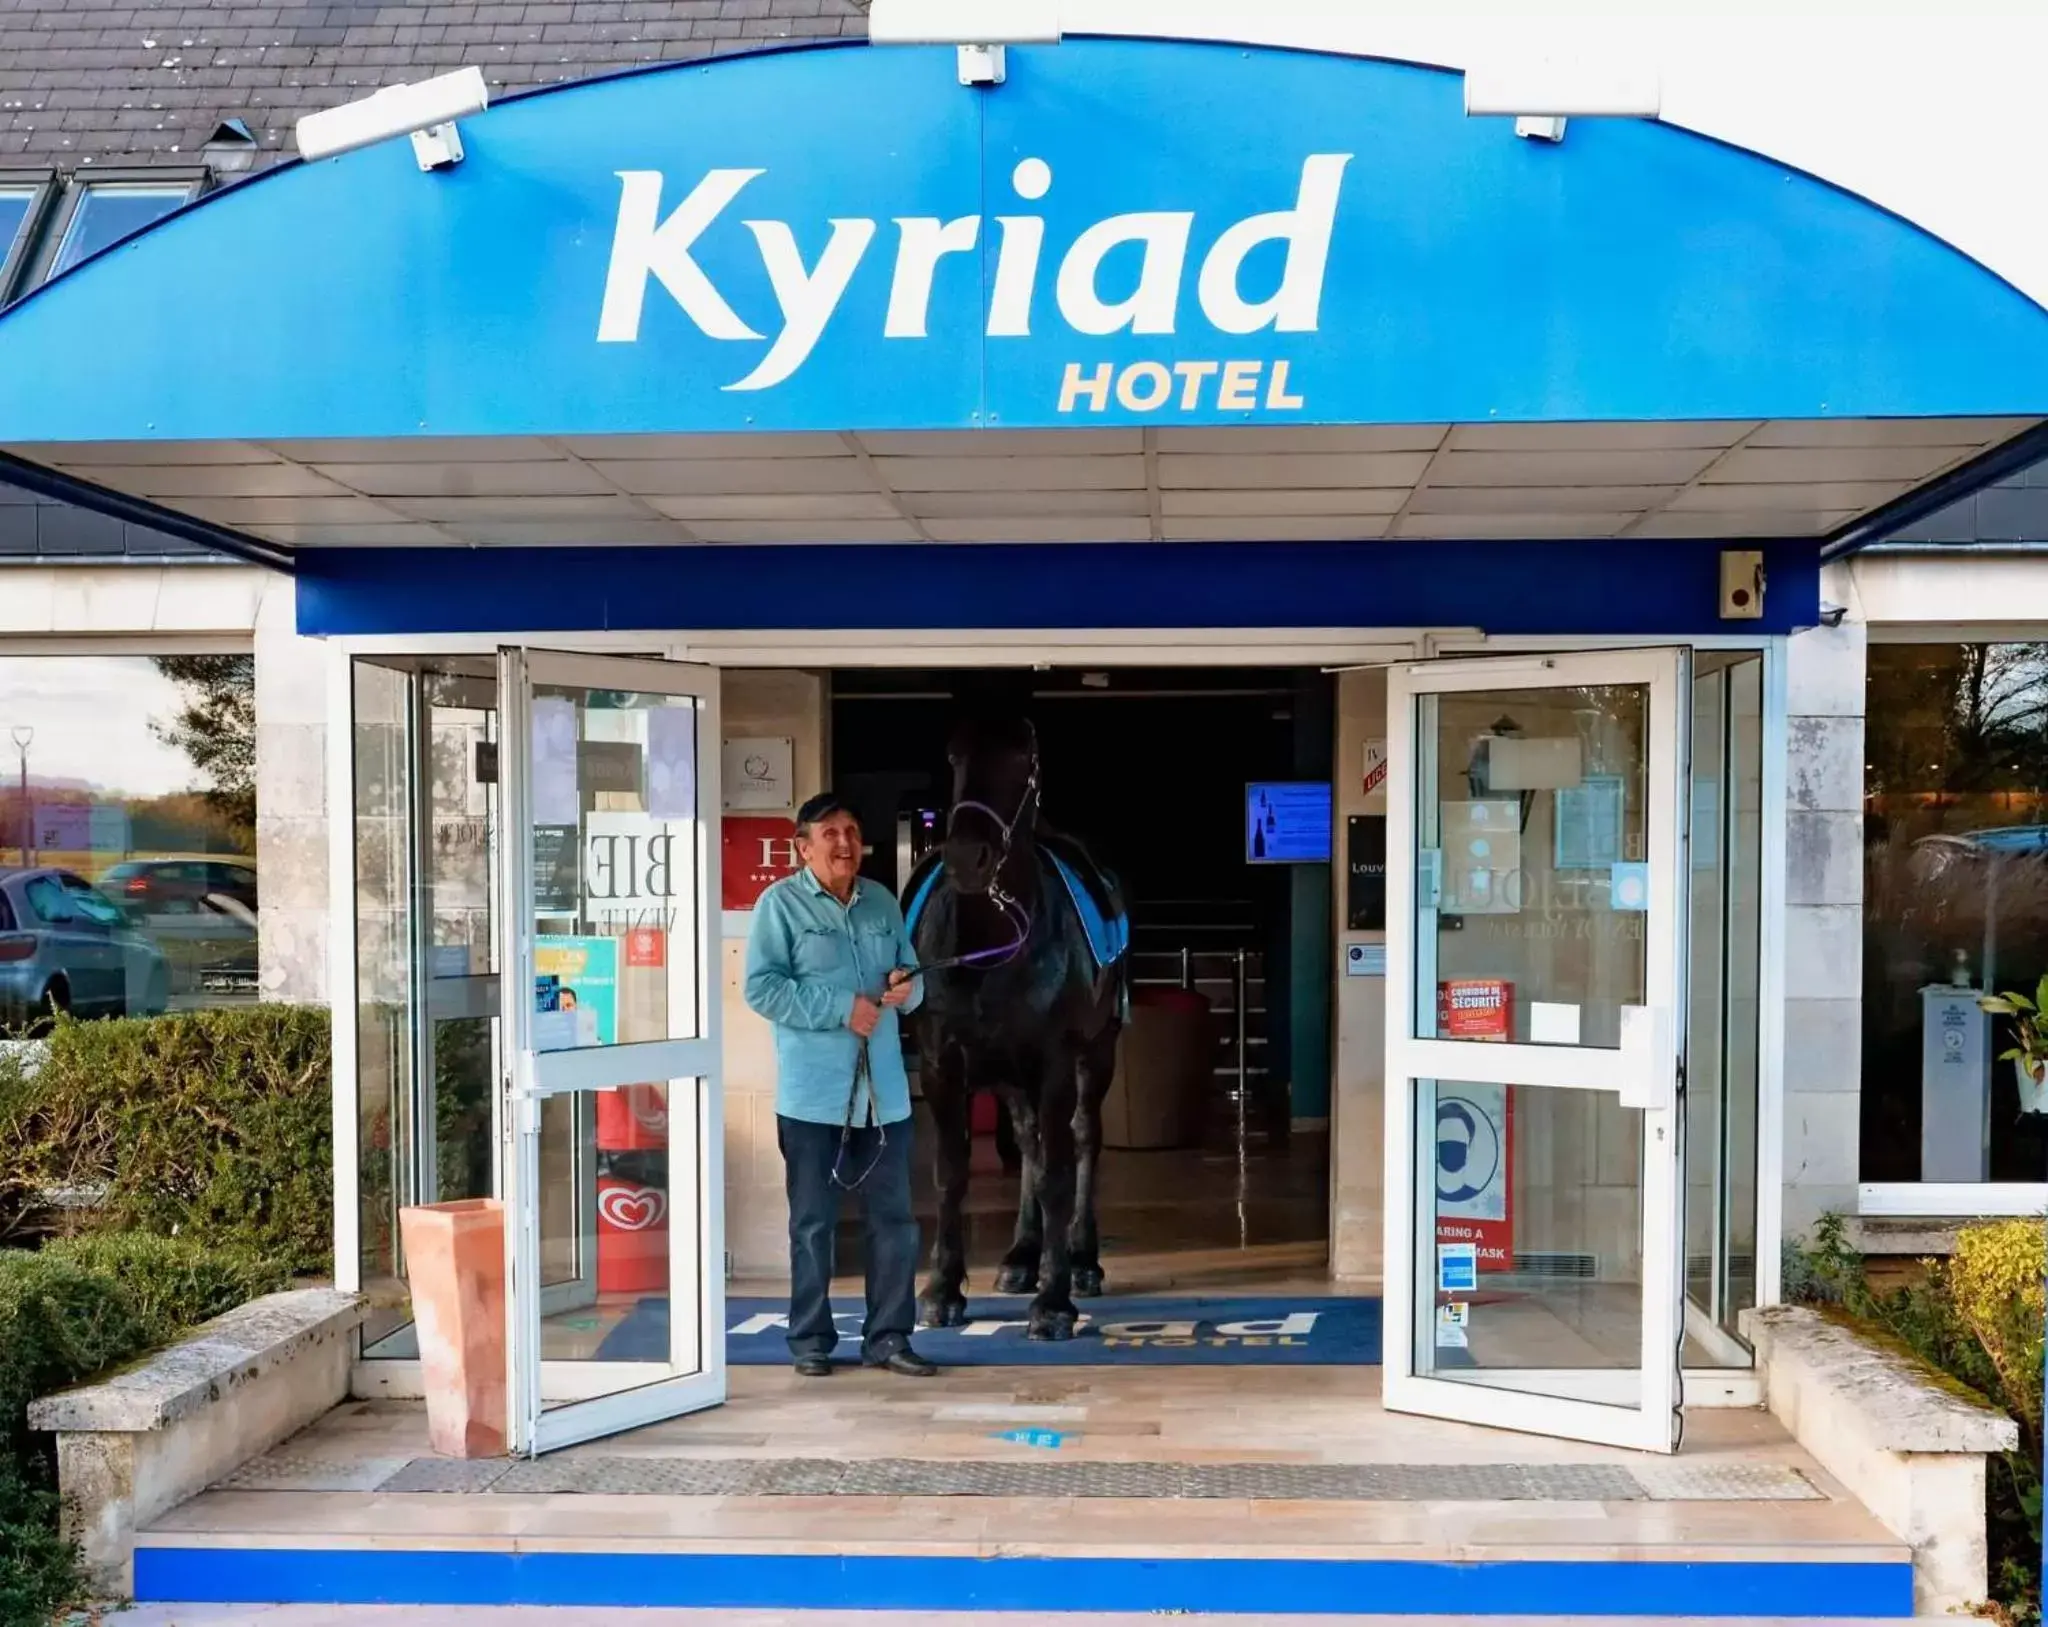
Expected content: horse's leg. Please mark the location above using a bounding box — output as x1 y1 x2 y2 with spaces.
994 1090 1044 1294
994 1100 1022 1175
1028 1054 1081 1340
1068 1033 1113 1298
917 1045 972 1329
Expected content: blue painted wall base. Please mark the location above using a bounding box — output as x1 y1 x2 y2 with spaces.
134 1546 1914 1617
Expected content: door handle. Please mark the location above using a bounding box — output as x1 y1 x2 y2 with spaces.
1618 1004 1673 1112
506 1051 543 1136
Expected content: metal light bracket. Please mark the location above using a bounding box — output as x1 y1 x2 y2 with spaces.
411 120 465 171
958 43 1006 85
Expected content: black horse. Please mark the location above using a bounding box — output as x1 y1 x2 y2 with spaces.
902 714 1128 1340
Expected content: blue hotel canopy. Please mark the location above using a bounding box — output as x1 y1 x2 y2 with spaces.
0 37 2043 634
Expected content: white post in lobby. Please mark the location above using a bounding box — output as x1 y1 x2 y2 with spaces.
715 668 831 1282
1779 586 1867 1245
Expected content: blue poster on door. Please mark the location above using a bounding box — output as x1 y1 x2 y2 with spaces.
533 934 619 1052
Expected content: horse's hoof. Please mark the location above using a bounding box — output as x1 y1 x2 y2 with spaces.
1072 1268 1104 1298
992 1263 1037 1295
1027 1308 1077 1342
918 1294 969 1329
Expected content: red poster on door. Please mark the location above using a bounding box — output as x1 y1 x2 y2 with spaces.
1437 979 1514 1041
1433 980 1515 1271
721 816 800 909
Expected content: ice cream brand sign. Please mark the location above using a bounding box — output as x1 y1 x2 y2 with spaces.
598 154 1350 414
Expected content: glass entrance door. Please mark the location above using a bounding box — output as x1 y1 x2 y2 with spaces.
1384 650 1687 1452
496 648 723 1455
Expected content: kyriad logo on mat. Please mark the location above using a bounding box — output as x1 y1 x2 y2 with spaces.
597 154 1351 412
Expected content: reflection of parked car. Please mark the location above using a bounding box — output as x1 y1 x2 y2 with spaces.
99 855 258 998
101 855 258 918
0 866 169 1026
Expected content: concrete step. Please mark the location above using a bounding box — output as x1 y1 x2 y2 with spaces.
132 1487 1915 1619
108 1609 1945 1626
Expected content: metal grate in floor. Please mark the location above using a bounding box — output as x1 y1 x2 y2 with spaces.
236 1452 1823 1504
216 1452 417 1493
1630 1461 1824 1501
372 1456 1678 1501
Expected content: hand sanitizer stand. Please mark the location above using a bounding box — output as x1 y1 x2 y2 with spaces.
1920 983 1990 1182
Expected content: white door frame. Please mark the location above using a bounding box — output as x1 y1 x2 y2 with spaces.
497 646 727 1455
1382 647 1688 1453
326 626 1784 1410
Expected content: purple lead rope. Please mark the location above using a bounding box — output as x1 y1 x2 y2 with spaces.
913 881 1031 975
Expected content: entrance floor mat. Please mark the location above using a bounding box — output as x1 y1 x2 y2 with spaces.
596 1293 1382 1366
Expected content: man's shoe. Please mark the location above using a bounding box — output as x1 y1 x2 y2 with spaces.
793 1353 834 1378
872 1347 937 1378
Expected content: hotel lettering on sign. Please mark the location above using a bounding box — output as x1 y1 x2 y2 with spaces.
599 154 1349 415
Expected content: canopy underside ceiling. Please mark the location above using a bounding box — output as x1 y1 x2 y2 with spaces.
6 417 2037 554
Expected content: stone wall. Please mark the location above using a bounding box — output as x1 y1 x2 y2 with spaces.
1780 610 1867 1238
254 577 329 1003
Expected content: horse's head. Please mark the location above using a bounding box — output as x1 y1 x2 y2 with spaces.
943 713 1040 896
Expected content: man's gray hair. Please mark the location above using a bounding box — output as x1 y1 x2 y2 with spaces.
794 791 854 840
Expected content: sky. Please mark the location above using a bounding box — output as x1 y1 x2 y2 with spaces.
0 656 204 800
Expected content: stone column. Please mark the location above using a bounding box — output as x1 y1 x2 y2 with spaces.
1781 605 1867 1240
253 577 330 1005
1330 667 1387 1282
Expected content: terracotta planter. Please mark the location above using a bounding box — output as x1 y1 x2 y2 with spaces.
398 1198 507 1458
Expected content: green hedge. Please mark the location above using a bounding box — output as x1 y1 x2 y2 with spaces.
38 1234 293 1355
0 1006 333 1272
0 1233 291 1627
1791 1215 2043 1622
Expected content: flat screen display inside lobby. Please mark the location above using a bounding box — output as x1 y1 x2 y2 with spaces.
1246 782 1332 864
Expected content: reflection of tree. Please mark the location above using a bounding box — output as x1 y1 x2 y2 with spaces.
1866 643 2048 805
1863 644 2048 1182
152 656 256 841
435 1016 495 1204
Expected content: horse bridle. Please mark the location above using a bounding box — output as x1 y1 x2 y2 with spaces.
919 740 1039 974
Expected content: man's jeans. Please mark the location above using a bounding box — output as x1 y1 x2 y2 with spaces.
777 1114 920 1364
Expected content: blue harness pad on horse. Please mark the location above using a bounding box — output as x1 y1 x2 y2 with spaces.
904 864 941 944
1048 850 1128 974
903 854 1127 977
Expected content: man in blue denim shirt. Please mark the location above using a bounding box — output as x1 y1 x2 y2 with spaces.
743 791 934 1378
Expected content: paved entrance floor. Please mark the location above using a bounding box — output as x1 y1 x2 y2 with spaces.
136 1362 1910 1615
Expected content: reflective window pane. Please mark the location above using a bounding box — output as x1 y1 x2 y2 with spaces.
1864 642 2048 1183
0 654 258 1027
1416 684 1650 1048
1419 1077 1645 1405
0 186 37 277
353 658 505 1361
527 683 704 1052
352 659 414 1352
1685 654 1763 1362
52 183 188 276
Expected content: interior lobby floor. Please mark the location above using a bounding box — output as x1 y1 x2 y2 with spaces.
880 1122 1335 1267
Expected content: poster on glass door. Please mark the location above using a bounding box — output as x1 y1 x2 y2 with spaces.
532 934 618 1052
1434 1081 1514 1272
